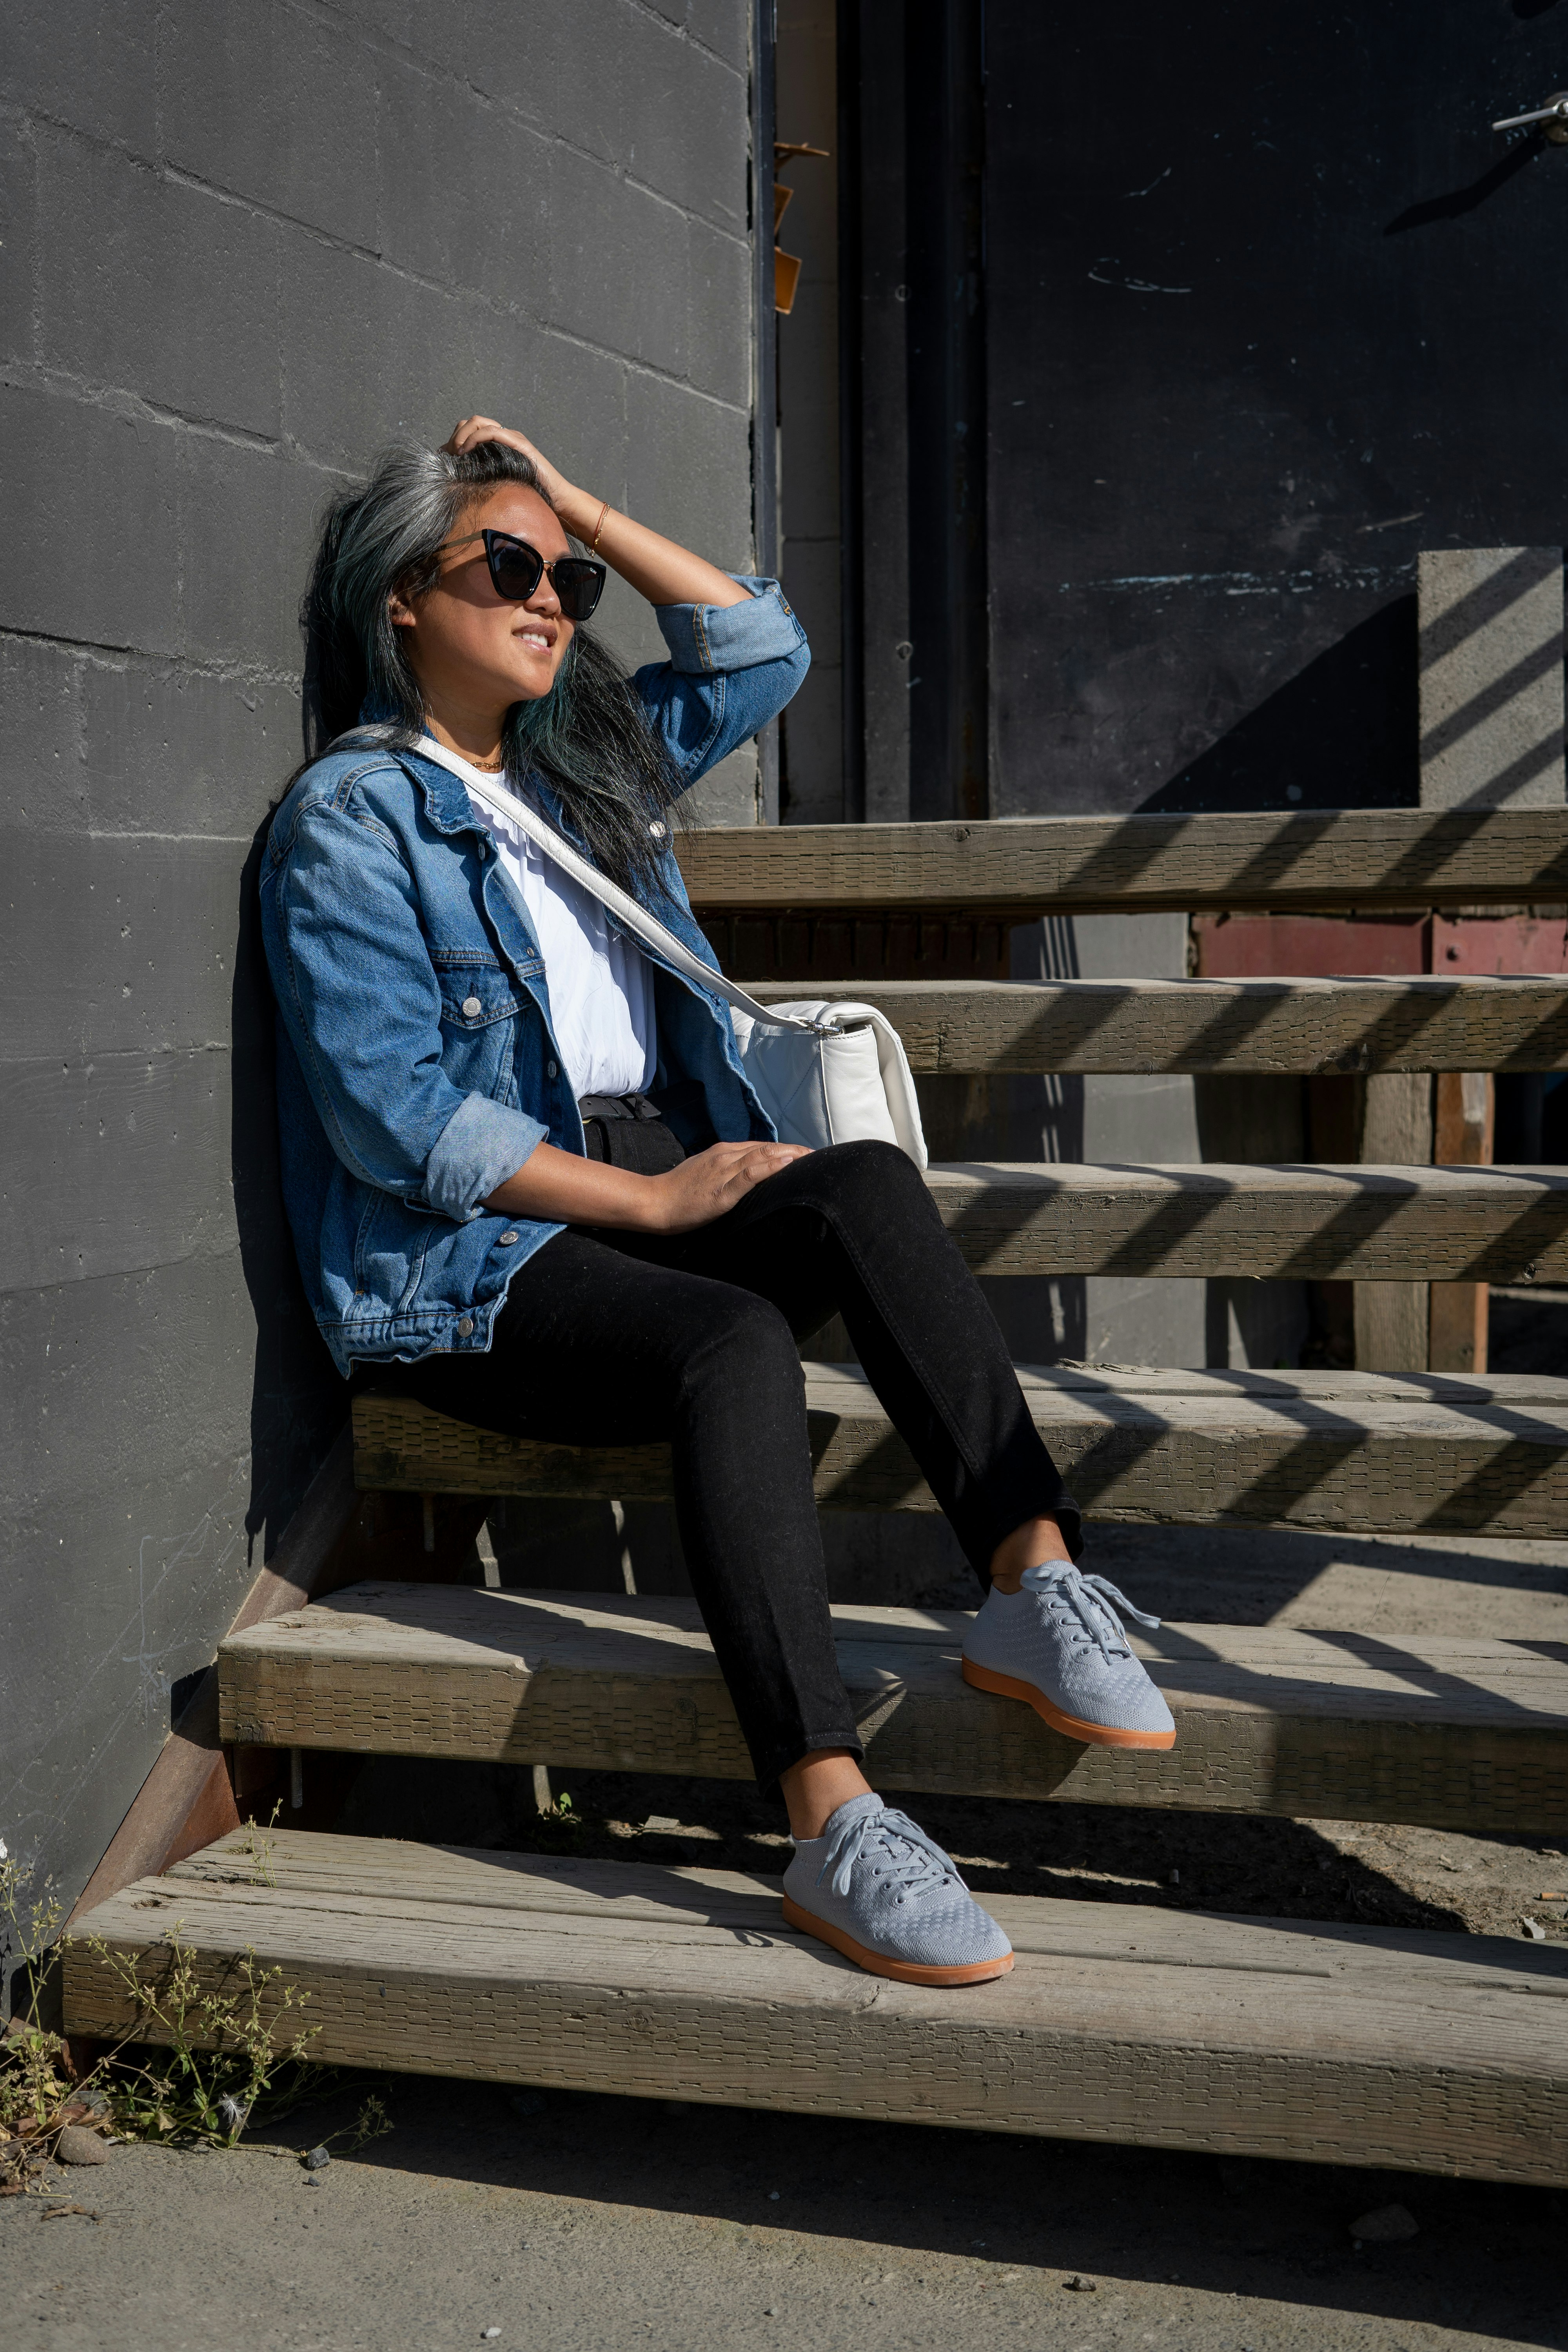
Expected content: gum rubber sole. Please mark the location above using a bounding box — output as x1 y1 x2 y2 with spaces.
961 1655 1177 1749
780 1895 1014 1987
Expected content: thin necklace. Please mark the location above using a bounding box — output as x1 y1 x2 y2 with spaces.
420 729 505 773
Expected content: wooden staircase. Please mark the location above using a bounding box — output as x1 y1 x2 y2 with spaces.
64 1828 1566 2182
211 1584 1568 1833
356 1363 1568 1536
64 808 1568 2181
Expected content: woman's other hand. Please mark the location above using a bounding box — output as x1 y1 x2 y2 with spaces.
482 1138 809 1234
445 416 573 508
642 1141 810 1231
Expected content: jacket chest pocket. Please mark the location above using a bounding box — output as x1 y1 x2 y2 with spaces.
437 965 522 1031
436 966 522 1099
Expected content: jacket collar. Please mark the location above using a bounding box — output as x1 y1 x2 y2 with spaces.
396 740 593 860
393 742 496 840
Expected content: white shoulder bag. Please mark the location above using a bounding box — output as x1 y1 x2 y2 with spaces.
461 770 928 1171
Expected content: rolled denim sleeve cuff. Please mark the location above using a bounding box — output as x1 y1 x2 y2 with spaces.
655 578 806 674
423 1092 548 1222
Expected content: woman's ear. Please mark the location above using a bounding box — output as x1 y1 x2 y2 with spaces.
388 589 416 630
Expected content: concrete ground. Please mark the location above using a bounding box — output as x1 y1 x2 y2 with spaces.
7 2073 1565 2352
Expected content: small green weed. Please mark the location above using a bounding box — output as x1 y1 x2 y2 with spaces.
240 1798 284 1889
3 1830 394 2187
530 1789 582 1852
2 1840 85 2192
80 1925 323 2146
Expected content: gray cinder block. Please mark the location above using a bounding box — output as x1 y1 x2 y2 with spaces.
1419 546 1565 808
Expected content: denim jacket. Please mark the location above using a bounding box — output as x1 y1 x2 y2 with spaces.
261 577 808 1376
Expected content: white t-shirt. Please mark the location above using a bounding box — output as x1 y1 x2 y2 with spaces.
416 735 656 1103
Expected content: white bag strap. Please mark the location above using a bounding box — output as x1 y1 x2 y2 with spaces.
413 743 837 1040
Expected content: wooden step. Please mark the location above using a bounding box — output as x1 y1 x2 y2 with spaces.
927 1161 1568 1281
677 808 1568 918
747 975 1568 1075
62 1830 1568 2184
218 1585 1568 1835
355 1364 1568 1538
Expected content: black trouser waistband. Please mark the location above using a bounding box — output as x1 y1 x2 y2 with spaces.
577 1090 664 1122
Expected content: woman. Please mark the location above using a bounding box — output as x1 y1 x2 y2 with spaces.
261 417 1174 1990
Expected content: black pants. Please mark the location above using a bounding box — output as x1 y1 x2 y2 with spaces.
388 1140 1080 1791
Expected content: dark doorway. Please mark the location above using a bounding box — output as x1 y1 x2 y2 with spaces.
983 3 1568 816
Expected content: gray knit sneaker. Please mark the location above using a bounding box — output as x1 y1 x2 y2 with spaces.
962 1562 1176 1749
781 1793 1013 1986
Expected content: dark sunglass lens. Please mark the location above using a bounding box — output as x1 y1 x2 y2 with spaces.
553 561 606 621
485 536 544 600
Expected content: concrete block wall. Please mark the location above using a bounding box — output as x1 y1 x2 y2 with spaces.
0 0 759 1924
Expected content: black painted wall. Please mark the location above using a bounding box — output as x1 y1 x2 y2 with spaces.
986 1 1568 816
1 0 762 1934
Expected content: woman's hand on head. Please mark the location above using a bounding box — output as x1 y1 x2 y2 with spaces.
441 415 746 610
444 416 573 510
641 1140 811 1232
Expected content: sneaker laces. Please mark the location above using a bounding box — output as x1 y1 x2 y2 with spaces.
1018 1562 1160 1661
816 1800 963 1903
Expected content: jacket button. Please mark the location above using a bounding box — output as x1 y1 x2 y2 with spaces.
456 1315 474 1337
649 818 668 841
462 995 483 1018
498 1230 519 1246
546 1060 558 1079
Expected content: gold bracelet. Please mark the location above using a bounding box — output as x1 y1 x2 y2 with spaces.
590 500 610 554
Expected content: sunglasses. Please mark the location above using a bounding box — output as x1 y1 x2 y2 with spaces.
439 528 606 621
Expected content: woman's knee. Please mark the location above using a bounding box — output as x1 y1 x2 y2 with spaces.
811 1137 931 1223
679 1287 802 1399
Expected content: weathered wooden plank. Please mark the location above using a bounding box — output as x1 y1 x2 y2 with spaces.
745 976 1568 1075
966 1365 1568 1401
353 1369 1568 1537
676 809 1568 916
927 1161 1568 1281
218 1586 1568 1834
62 1831 1568 2182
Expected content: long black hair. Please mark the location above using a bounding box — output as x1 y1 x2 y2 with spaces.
297 438 681 897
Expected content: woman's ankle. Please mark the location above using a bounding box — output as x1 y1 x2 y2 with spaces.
779 1748 872 1841
988 1515 1073 1594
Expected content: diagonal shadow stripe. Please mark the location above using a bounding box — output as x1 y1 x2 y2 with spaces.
1417 546 1559 671
932 1165 1568 1284
1502 996 1568 1070
1321 978 1533 1076
1430 1178 1568 1282
1250 1167 1568 1284
1019 978 1568 1077
1341 806 1561 897
1295 1627 1568 1724
1420 632 1564 766
1139 979 1335 1076
1055 1385 1568 1536
1438 730 1568 808
1056 807 1568 910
